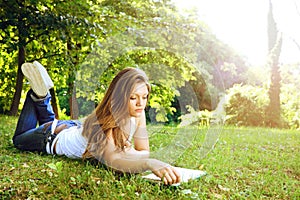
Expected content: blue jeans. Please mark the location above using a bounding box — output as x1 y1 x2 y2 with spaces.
13 90 79 153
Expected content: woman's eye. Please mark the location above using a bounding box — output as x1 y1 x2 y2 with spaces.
130 97 136 100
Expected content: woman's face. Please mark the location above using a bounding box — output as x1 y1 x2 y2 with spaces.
128 82 149 117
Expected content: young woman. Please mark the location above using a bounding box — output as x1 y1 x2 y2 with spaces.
13 61 180 185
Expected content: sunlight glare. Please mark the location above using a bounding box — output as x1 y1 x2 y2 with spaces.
172 0 300 66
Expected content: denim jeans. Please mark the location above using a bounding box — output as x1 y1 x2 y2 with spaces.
13 90 79 153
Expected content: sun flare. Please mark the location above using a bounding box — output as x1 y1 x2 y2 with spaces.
172 0 300 66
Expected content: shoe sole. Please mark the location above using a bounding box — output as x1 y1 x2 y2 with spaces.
33 61 54 89
21 62 54 97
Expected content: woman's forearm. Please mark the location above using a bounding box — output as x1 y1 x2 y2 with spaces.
107 157 151 173
101 137 181 184
106 157 181 185
106 157 169 174
123 147 149 159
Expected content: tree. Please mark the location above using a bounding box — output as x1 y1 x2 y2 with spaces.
1 0 249 122
0 0 100 116
266 0 283 127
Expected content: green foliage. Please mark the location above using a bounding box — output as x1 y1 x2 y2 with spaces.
225 84 269 127
0 51 18 113
0 0 249 121
0 0 103 115
281 84 300 129
225 80 300 129
76 46 197 121
280 64 300 129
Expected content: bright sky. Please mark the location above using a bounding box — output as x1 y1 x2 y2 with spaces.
172 0 300 66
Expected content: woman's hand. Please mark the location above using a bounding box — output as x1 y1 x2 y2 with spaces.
147 159 181 185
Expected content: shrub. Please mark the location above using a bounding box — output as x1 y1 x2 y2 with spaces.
224 84 269 127
281 83 300 129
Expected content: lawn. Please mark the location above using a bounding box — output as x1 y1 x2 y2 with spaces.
0 114 299 199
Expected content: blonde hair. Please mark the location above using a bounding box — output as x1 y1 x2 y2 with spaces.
82 67 150 160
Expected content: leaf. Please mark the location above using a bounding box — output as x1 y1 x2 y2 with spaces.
46 163 57 171
46 161 63 172
55 161 63 172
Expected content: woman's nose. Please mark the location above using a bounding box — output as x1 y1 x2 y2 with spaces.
136 98 142 106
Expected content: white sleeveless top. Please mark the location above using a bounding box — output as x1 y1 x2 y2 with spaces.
47 117 137 159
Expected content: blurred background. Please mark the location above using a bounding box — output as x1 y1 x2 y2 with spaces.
1 0 299 129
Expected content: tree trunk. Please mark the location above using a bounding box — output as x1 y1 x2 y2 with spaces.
9 46 25 116
69 83 79 119
67 40 79 119
50 88 60 119
266 0 282 127
266 34 282 127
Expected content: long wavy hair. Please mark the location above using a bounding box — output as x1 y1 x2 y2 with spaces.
82 67 151 160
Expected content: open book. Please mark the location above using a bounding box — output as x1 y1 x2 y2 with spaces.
142 167 207 186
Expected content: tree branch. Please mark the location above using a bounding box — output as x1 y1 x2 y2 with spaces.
27 53 63 63
292 38 300 52
25 30 49 45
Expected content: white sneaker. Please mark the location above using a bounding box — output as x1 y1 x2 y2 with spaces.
21 61 54 97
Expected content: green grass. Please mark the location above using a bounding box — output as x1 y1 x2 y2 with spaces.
0 115 299 199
